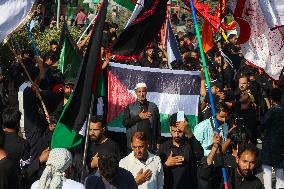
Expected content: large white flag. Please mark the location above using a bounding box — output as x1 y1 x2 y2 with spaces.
231 0 284 80
259 0 284 30
0 0 35 43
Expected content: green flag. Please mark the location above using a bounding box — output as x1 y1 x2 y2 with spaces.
114 0 135 11
51 0 108 149
58 23 81 81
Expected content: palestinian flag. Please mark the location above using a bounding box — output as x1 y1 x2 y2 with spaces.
165 19 183 68
51 0 108 149
114 0 136 11
107 63 200 136
58 23 82 80
112 0 167 59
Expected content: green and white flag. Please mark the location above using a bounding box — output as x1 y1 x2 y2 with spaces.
107 63 200 136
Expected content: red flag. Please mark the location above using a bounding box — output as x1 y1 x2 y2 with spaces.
202 20 215 53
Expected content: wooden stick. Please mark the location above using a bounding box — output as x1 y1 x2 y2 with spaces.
6 42 51 125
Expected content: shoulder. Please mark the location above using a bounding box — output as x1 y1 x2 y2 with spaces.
64 179 85 189
31 180 39 189
159 140 171 152
118 167 136 180
119 153 132 166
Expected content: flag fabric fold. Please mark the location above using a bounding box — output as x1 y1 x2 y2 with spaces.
231 0 284 80
0 0 35 43
165 19 183 68
107 63 200 136
58 23 82 81
114 0 136 11
112 0 167 58
51 0 108 149
201 20 215 53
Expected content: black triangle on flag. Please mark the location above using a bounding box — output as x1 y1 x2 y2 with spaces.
111 0 167 59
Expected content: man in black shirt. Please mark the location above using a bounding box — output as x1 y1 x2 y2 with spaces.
87 116 120 173
140 46 161 68
158 113 203 189
0 128 19 189
198 135 264 189
2 107 30 173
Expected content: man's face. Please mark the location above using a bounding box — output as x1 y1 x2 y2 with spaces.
216 111 228 123
146 49 154 58
191 52 198 59
239 77 249 91
211 86 219 94
229 35 237 45
131 139 148 160
51 45 58 53
170 126 184 143
135 87 147 101
236 150 257 177
215 56 222 64
89 122 104 142
64 84 73 98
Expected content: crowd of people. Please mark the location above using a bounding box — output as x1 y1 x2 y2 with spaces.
0 7 284 189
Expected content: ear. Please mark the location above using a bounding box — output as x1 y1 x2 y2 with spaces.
236 156 239 164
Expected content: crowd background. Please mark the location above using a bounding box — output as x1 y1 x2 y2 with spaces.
0 1 284 189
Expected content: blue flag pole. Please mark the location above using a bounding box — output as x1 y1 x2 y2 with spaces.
188 0 229 188
26 23 39 57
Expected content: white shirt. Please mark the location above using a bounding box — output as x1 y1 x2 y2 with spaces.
119 151 164 189
31 179 85 189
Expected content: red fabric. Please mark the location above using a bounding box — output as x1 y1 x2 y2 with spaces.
202 20 215 53
113 54 141 61
107 71 137 122
233 0 251 44
133 0 159 23
52 84 64 94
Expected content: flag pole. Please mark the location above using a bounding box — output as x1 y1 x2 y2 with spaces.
77 15 97 44
80 94 95 182
5 41 51 125
57 0 61 29
188 0 229 189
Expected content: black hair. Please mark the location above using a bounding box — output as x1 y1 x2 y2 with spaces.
271 88 283 103
237 143 259 158
2 107 21 129
0 129 5 149
109 22 118 29
169 113 188 127
98 154 119 181
89 116 105 128
47 68 64 87
50 40 58 46
215 103 229 114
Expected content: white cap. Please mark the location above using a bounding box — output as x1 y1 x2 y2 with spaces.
135 82 147 90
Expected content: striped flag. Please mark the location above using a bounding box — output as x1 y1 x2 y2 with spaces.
107 63 200 136
165 19 183 68
0 0 35 43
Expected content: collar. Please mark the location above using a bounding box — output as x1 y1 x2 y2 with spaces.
130 151 155 165
169 137 186 149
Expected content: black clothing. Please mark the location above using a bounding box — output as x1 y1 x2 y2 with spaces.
234 105 258 144
123 100 161 151
0 156 19 189
4 132 30 172
260 104 284 167
140 58 160 68
198 157 264 189
85 168 137 189
86 138 120 173
158 136 203 189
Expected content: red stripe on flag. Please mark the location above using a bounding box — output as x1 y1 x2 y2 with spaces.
107 70 137 122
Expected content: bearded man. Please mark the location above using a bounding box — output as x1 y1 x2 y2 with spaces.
123 82 161 153
86 116 120 173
